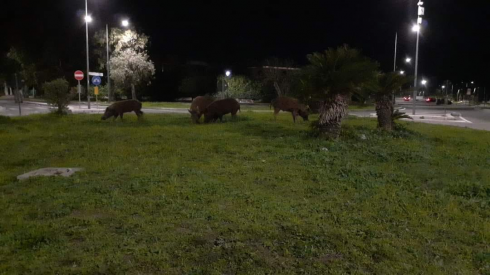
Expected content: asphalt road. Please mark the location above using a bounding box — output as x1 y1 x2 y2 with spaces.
0 100 52 116
0 99 188 116
351 104 490 131
2 98 489 131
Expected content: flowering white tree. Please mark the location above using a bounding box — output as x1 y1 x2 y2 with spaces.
109 30 155 99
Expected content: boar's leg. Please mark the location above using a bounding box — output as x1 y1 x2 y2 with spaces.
120 113 124 121
113 114 119 121
274 108 280 121
292 110 298 123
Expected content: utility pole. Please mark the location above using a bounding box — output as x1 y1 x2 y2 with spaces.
85 0 91 109
393 32 398 103
14 73 21 116
394 32 398 73
412 0 424 115
106 24 112 102
484 87 486 107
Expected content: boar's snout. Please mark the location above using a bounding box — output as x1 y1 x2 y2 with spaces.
101 108 112 120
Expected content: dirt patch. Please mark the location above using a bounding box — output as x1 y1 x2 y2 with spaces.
317 253 343 264
70 210 111 220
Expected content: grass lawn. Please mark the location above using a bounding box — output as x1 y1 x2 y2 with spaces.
348 104 376 111
0 113 488 274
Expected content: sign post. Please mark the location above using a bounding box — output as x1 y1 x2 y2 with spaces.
74 71 84 109
92 76 102 109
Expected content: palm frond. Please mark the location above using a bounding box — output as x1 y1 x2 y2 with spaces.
392 109 413 120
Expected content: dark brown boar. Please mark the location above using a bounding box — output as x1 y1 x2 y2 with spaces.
203 98 240 123
271 97 309 123
188 96 215 123
101 100 143 121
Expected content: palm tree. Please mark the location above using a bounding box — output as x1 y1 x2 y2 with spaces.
303 45 378 139
373 72 408 131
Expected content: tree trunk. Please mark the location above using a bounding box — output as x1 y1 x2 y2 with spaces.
376 95 394 131
131 84 136 100
317 94 348 139
274 82 283 97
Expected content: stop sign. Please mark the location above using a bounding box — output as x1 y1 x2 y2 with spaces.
74 70 84 81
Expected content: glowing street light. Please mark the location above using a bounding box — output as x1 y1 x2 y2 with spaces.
225 70 232 77
421 80 428 86
406 58 412 63
400 71 405 75
412 24 421 32
442 85 446 89
84 15 93 23
122 20 130 27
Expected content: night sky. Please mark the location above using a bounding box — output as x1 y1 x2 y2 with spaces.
2 0 490 87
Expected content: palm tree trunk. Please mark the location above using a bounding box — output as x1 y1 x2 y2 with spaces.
317 94 348 139
376 95 394 131
131 84 136 100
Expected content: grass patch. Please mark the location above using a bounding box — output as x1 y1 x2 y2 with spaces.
0 113 489 274
348 104 376 111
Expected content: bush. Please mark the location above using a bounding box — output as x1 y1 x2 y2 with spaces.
43 78 73 114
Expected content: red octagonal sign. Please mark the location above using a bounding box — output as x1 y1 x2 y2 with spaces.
74 70 84 81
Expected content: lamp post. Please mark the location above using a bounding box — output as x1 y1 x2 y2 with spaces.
393 32 398 72
106 24 111 102
106 19 130 102
85 0 92 109
412 0 424 115
222 70 231 96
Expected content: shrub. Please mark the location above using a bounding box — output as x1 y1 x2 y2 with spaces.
43 78 73 114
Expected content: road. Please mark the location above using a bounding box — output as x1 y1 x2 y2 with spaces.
0 98 188 116
2 98 489 131
351 103 490 131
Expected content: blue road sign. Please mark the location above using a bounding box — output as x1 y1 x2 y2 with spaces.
92 76 102 86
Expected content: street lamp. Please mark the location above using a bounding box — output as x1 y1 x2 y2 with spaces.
421 80 427 86
106 19 130 102
85 0 91 109
442 85 446 89
222 70 232 95
412 0 424 115
405 58 412 63
400 71 405 75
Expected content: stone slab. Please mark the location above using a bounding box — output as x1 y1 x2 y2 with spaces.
17 168 84 181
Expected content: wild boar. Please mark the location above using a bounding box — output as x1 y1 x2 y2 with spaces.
203 98 240 123
271 97 309 123
101 100 143 121
188 96 215 123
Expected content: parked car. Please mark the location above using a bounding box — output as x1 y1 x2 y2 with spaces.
426 97 436 103
403 96 412 101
